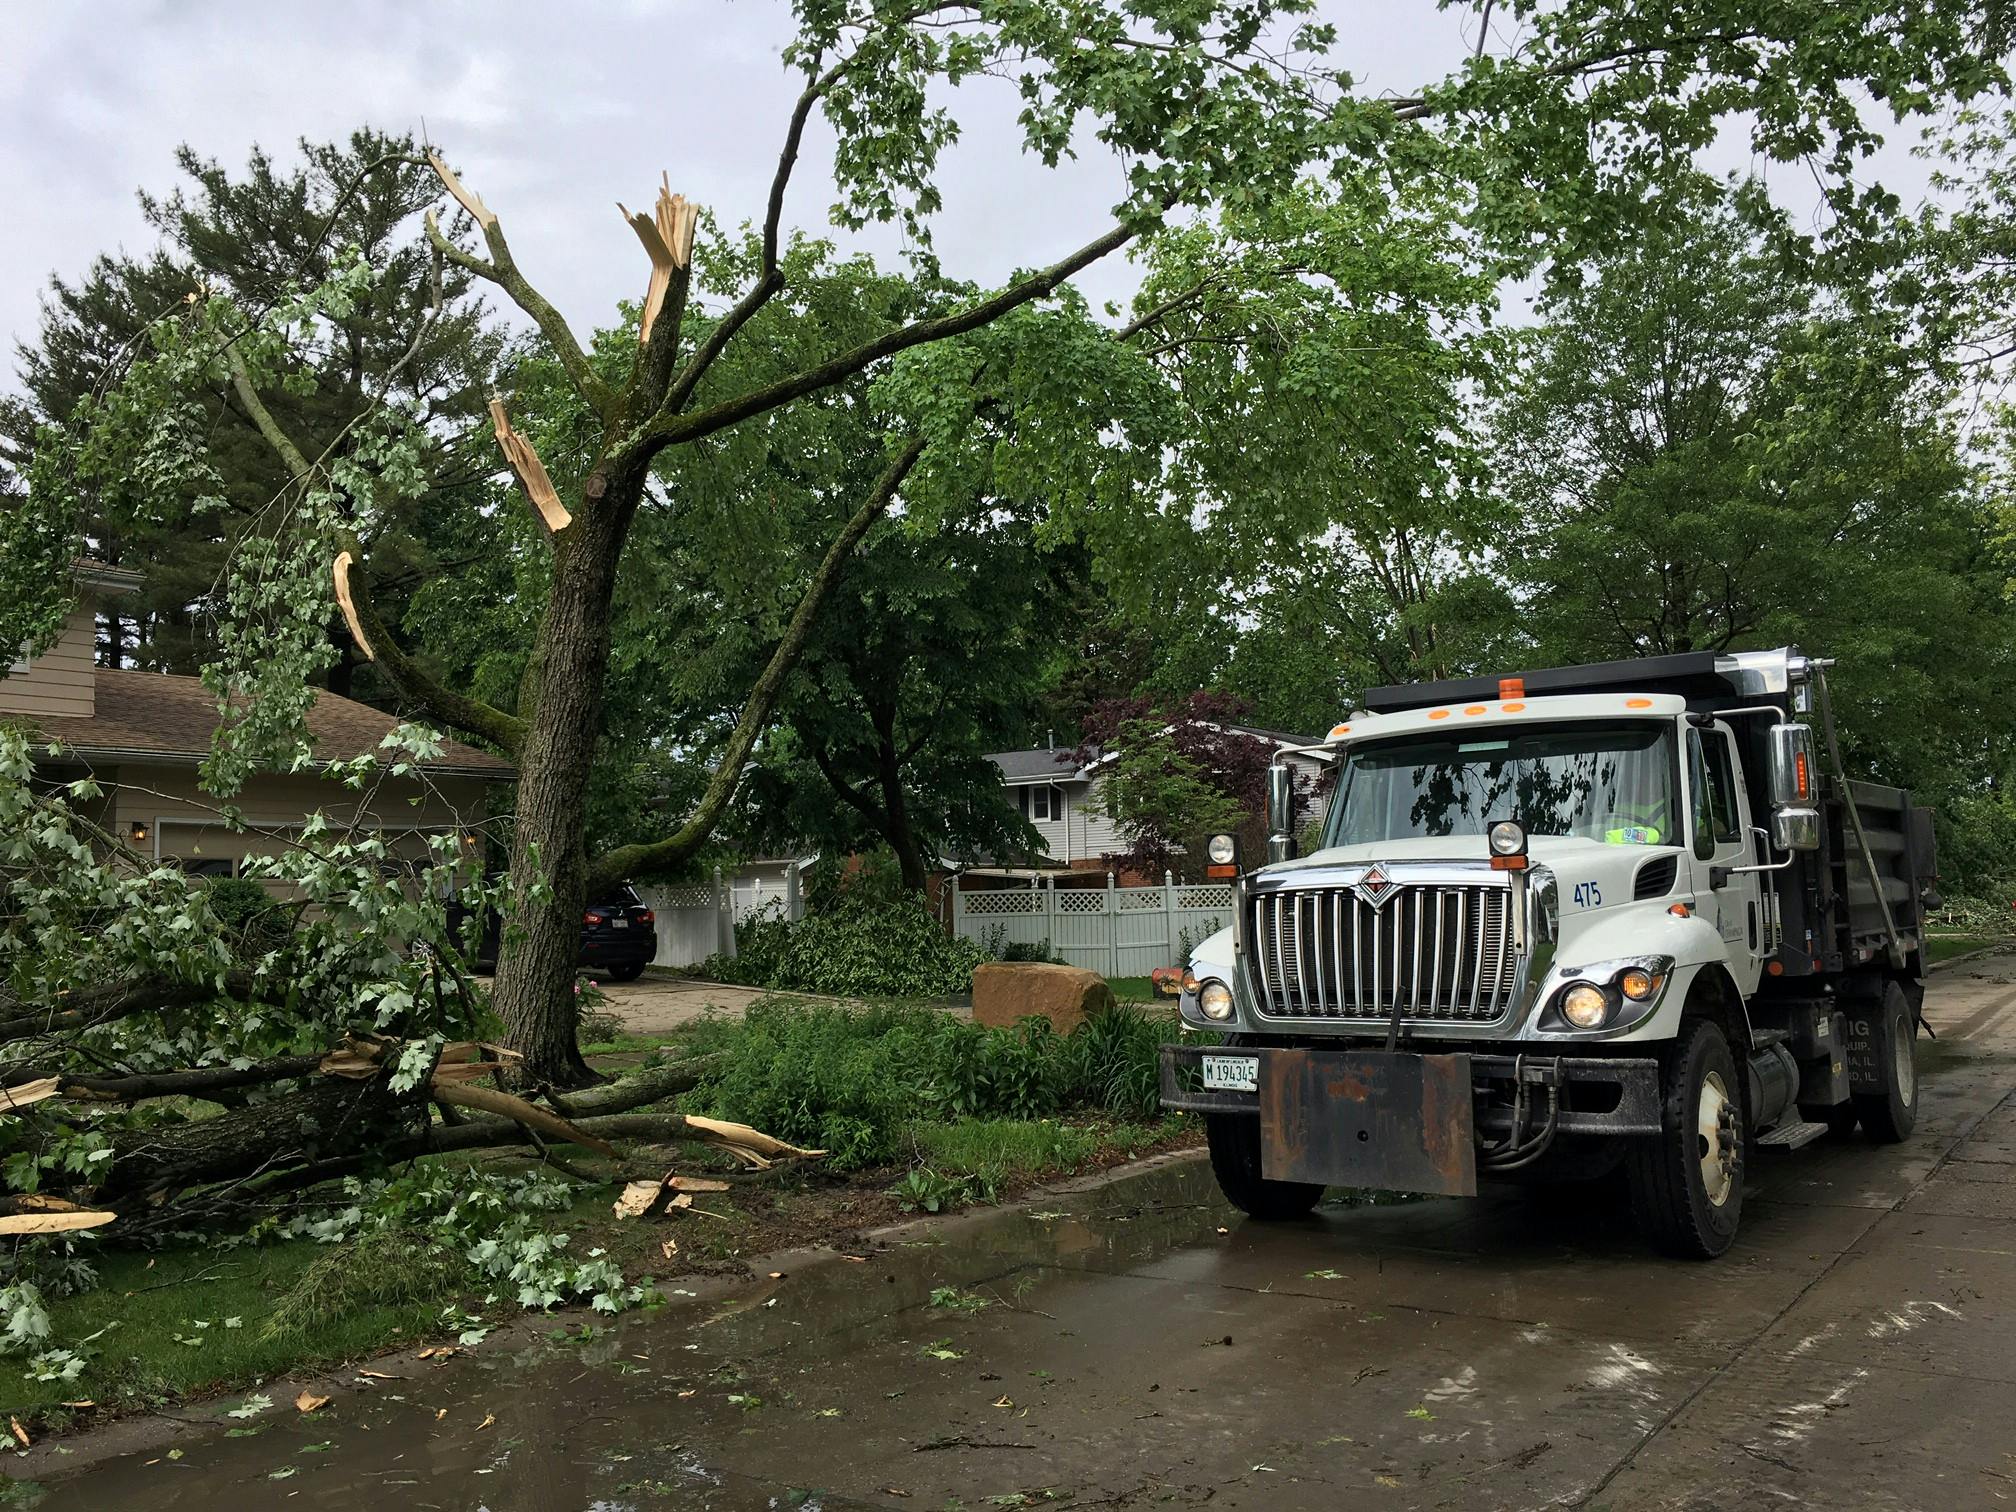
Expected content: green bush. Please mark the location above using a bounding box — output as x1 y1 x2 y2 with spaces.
701 896 987 998
685 998 1182 1170
202 875 293 959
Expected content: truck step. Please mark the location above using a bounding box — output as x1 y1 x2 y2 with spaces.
1757 1119 1831 1151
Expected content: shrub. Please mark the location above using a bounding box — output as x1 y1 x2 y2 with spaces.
701 897 987 999
203 875 293 959
686 998 1180 1169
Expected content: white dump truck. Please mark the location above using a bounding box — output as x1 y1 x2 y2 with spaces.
1159 649 1939 1257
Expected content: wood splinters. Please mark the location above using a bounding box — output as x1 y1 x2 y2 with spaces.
332 551 376 662
487 397 573 533
425 149 497 230
0 1210 116 1236
620 178 699 344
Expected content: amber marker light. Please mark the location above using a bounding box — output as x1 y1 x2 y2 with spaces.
1428 709 1451 720
1329 723 1351 737
1625 697 1653 708
1498 677 1525 699
1501 701 1527 712
1667 902 1692 918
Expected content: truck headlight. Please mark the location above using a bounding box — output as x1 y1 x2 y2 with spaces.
1197 979 1235 1021
1487 819 1527 857
1543 956 1672 1034
1206 834 1237 866
1560 982 1611 1029
1619 966 1664 1001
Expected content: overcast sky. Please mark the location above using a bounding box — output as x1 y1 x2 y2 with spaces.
2 0 1949 395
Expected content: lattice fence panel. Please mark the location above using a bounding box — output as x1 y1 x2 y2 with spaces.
959 891 1045 917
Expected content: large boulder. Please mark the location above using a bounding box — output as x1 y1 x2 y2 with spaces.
971 961 1116 1034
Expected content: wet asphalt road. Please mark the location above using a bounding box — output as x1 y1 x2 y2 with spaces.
19 950 2016 1511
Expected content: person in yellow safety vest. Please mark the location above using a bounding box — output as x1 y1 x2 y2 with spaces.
1602 800 1668 846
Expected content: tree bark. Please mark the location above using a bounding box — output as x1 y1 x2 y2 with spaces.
490 472 638 1088
872 700 928 892
99 1074 429 1209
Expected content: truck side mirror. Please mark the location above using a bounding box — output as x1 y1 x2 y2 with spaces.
1767 723 1816 808
1773 807 1820 852
1767 723 1820 852
1266 763 1296 863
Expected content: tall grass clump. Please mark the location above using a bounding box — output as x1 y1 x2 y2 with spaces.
685 999 1184 1168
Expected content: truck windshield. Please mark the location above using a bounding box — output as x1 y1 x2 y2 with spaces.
1324 721 1680 848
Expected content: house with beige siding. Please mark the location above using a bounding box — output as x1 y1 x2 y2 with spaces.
4 564 512 877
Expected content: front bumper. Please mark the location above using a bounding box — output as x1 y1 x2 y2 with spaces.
1159 1041 1663 1138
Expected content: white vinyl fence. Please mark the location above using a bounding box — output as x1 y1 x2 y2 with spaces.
951 874 1234 977
639 865 805 968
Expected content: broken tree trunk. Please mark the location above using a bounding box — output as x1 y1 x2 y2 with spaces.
98 1074 431 1211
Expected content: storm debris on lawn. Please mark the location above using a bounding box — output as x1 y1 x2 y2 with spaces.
293 1390 329 1413
615 1172 738 1220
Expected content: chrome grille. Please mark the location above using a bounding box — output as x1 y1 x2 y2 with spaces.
1248 884 1519 1023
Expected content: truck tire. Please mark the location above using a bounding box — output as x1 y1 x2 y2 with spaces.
1626 1017 1744 1259
1853 979 1918 1144
1205 1114 1325 1221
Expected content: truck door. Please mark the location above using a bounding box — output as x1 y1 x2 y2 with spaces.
1687 723 1766 995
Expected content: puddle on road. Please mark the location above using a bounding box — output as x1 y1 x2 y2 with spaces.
20 1159 1235 1512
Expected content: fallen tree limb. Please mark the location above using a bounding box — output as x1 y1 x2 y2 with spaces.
55 1055 325 1104
545 1056 718 1119
0 975 246 1048
100 1074 430 1209
430 1082 618 1159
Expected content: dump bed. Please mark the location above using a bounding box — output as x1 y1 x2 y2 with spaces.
1773 776 1938 975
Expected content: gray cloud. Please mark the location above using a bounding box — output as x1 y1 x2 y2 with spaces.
2 0 1948 394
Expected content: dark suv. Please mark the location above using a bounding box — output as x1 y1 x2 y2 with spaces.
579 884 657 982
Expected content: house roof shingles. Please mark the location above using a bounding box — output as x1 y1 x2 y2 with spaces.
986 724 1323 785
24 669 513 777
985 747 1085 783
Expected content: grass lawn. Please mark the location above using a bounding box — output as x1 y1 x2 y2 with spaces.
1927 934 2011 964
7 1238 457 1425
6 991 1202 1437
1105 976 1165 1003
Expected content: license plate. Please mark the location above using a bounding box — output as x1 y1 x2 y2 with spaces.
1201 1054 1258 1093
610 919 629 929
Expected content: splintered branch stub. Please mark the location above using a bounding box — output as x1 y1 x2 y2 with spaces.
621 176 699 346
488 395 574 533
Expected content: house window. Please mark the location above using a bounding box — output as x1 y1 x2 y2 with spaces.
1028 786 1056 822
177 857 234 879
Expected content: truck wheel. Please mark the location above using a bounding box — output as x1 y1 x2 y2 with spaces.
1626 1017 1744 1259
1853 980 1918 1144
1205 1114 1324 1221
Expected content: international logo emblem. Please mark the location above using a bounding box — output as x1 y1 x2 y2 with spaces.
1355 863 1398 909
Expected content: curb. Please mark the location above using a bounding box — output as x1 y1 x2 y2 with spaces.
1928 942 2014 973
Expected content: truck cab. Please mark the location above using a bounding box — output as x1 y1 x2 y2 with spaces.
1160 648 1937 1258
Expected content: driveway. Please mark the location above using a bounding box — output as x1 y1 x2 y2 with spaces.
592 971 971 1033
27 950 2016 1510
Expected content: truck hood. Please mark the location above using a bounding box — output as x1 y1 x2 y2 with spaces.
1263 835 1684 904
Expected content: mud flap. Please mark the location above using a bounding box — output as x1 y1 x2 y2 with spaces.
1259 1049 1478 1197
